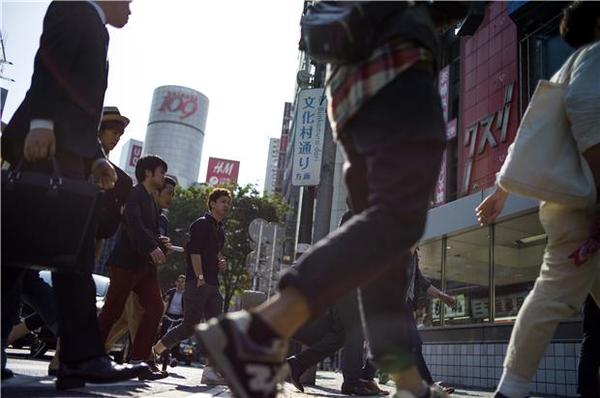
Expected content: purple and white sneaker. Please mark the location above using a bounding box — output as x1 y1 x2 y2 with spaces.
196 311 288 398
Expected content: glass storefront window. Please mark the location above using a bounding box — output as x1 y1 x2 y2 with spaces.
519 15 574 115
494 212 545 322
417 240 442 327
445 228 490 325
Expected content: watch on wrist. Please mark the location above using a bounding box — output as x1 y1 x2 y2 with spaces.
197 274 204 280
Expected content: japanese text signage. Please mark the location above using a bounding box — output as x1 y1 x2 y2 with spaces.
206 157 240 186
462 82 514 194
292 88 327 186
433 66 452 207
439 66 450 123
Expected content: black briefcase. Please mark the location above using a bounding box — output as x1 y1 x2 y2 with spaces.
1 158 101 272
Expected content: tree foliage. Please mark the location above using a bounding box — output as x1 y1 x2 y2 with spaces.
158 183 287 312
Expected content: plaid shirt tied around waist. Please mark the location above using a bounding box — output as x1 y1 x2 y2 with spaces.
326 39 432 139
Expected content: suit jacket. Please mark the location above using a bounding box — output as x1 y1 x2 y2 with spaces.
109 184 161 270
2 1 109 166
96 163 133 239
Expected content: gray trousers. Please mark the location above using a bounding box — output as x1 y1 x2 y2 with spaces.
161 282 223 349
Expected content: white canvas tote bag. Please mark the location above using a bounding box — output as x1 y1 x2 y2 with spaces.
497 80 596 208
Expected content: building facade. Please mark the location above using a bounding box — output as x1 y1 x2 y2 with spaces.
275 102 293 194
417 2 580 396
143 85 209 188
264 138 280 195
308 2 582 396
117 138 144 181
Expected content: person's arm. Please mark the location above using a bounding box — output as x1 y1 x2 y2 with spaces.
190 254 205 287
426 285 456 307
25 4 83 162
29 3 87 122
414 260 432 293
162 289 173 306
475 185 508 226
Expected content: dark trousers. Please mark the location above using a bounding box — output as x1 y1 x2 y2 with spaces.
279 68 446 372
337 291 373 382
2 153 104 365
19 270 59 334
98 265 164 361
161 283 223 350
292 310 345 373
405 313 433 385
292 291 377 383
578 295 600 398
157 314 183 356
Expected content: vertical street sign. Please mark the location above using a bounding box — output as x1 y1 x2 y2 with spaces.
292 88 327 186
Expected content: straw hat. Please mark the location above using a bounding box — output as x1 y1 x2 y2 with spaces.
102 106 130 127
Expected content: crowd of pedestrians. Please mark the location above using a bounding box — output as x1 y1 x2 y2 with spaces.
194 2 599 398
0 0 231 390
1 1 599 398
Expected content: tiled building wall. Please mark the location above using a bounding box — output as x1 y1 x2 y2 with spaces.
423 342 580 397
458 1 520 196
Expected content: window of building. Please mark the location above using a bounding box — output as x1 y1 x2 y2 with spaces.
414 211 547 328
493 212 545 322
418 240 442 327
518 13 574 115
445 228 490 325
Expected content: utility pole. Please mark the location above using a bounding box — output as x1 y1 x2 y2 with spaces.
311 70 335 242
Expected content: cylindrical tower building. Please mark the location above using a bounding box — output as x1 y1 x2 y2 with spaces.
143 85 209 187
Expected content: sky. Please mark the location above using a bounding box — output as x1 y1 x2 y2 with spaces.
1 0 305 190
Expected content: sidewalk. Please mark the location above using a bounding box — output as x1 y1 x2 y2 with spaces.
2 352 541 398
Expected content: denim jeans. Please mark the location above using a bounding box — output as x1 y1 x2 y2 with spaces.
280 67 446 372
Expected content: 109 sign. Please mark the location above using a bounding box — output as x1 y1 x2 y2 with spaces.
157 91 198 119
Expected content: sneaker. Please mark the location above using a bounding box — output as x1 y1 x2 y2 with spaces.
378 371 390 385
196 311 288 398
201 365 226 385
433 382 454 395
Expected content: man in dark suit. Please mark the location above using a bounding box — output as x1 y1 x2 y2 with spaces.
1 1 145 389
98 155 169 380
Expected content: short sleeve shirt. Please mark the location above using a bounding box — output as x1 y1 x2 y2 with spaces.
185 213 225 286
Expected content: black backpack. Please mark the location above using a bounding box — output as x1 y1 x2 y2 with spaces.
300 1 408 65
